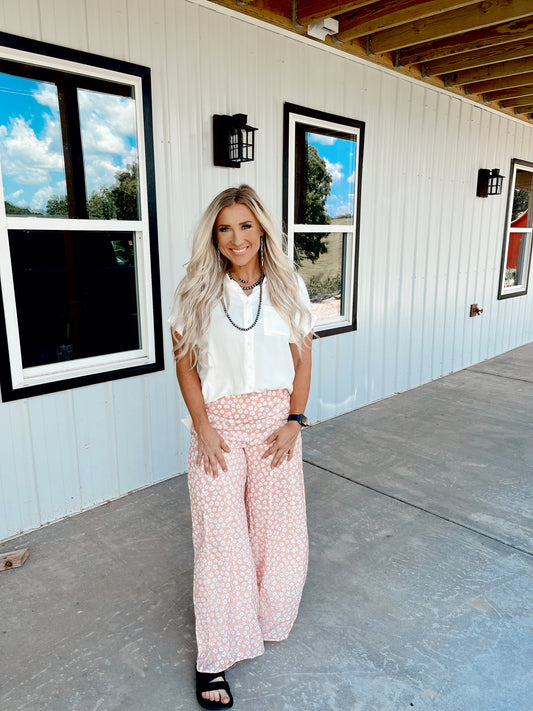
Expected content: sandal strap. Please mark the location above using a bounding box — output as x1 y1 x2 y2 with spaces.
205 679 231 694
196 670 230 694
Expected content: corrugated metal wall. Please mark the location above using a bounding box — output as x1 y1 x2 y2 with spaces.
1 0 532 541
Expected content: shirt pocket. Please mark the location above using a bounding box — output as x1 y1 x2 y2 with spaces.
263 306 290 337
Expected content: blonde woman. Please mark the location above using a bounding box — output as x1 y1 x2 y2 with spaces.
170 185 314 709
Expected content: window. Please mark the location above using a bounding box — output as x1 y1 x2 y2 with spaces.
0 34 163 400
498 159 533 299
283 103 364 335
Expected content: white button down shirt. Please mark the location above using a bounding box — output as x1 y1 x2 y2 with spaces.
176 275 315 410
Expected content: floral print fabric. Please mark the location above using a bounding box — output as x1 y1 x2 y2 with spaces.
188 389 308 673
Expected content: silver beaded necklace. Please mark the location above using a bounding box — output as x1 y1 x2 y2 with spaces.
227 271 263 291
222 274 264 331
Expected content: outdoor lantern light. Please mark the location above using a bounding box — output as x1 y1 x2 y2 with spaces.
477 168 505 197
213 113 257 168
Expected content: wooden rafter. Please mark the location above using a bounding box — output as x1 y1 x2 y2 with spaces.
484 85 533 102
424 38 533 77
500 94 533 108
337 0 478 44
296 0 374 27
447 57 533 87
398 17 533 66
370 0 533 54
468 71 533 94
514 103 533 113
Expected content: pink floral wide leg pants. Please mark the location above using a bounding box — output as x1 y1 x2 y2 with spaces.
188 389 308 673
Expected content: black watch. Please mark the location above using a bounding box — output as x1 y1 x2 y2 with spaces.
287 414 309 427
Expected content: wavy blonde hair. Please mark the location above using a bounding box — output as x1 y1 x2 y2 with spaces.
170 184 311 366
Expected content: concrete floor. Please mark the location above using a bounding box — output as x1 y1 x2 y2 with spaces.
1 344 532 711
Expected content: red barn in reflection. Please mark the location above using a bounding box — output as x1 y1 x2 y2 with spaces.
507 210 528 269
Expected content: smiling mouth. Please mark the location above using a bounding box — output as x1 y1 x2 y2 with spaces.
231 246 249 255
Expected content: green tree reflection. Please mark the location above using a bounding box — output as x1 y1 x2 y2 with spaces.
44 163 139 220
297 145 332 264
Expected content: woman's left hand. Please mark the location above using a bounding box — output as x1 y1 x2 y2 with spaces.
262 421 302 469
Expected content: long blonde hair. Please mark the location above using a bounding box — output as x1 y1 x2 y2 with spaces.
170 184 311 366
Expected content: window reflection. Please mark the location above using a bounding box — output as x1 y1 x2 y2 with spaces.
512 169 533 220
296 232 346 320
0 71 67 216
505 232 529 288
9 229 140 367
505 169 533 289
78 88 140 220
294 126 356 225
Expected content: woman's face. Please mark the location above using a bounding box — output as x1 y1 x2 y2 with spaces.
215 203 263 271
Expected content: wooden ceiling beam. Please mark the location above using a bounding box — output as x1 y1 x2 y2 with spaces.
514 104 533 113
296 0 375 27
207 0 295 31
483 84 533 102
398 17 533 66
500 94 533 108
336 0 477 43
467 71 533 94
447 57 533 87
424 38 533 76
369 0 533 54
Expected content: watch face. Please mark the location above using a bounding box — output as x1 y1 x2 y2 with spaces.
288 414 309 426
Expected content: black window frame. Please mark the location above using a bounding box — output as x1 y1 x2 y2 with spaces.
0 31 163 401
283 102 364 337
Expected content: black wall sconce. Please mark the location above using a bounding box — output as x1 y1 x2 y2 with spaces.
213 113 257 168
477 168 504 197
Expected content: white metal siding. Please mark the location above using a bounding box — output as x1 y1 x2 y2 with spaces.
0 0 532 540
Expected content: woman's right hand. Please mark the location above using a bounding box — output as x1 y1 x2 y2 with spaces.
173 340 230 479
195 423 230 478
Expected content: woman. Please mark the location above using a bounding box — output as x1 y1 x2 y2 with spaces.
170 185 314 709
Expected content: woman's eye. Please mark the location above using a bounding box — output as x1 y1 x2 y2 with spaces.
219 226 229 233
242 223 252 230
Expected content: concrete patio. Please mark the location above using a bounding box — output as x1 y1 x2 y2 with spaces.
1 343 532 711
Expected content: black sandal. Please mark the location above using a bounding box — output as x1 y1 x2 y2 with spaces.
195 668 234 710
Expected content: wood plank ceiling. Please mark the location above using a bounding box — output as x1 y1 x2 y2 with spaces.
207 0 533 124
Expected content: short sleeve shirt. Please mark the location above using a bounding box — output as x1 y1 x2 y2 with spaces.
175 275 315 407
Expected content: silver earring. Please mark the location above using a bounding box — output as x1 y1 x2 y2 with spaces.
260 235 264 268
217 245 222 272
